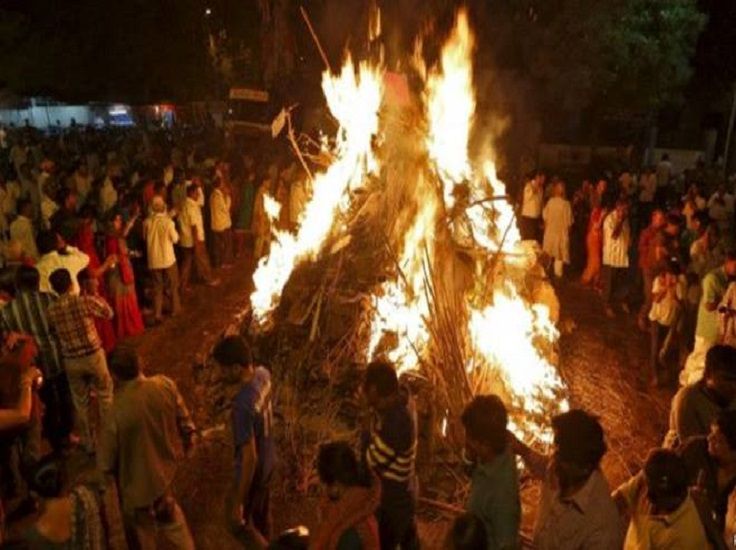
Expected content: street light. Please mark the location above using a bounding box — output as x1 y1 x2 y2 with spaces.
205 7 212 16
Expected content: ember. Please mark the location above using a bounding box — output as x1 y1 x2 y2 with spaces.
249 8 568 443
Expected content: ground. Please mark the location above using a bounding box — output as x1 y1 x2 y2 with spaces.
75 258 671 548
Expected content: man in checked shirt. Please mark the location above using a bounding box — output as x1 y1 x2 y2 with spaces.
46 268 114 453
362 361 419 550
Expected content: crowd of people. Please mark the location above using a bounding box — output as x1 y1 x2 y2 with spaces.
2 117 736 550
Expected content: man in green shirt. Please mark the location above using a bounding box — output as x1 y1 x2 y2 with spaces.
681 250 736 385
461 395 520 550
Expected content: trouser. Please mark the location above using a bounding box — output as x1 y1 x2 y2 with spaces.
233 230 249 258
211 229 233 268
228 481 271 546
152 264 181 320
376 504 419 550
680 336 714 386
180 243 214 288
650 321 668 382
519 216 541 243
125 498 194 550
639 269 656 322
553 259 564 278
64 349 112 451
601 265 630 306
38 371 74 451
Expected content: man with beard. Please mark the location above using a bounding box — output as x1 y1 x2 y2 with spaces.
512 409 622 549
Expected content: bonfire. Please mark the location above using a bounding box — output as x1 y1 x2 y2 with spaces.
248 8 568 451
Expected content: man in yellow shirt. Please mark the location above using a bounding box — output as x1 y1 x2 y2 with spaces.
613 449 711 549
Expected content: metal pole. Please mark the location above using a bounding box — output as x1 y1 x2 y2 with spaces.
722 83 736 177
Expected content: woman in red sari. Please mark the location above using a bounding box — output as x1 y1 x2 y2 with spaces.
580 180 609 290
104 212 144 339
72 207 117 353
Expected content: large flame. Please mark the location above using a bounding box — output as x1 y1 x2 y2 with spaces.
250 9 567 440
250 58 384 324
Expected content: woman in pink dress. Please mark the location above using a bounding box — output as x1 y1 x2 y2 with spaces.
72 207 117 353
104 212 144 339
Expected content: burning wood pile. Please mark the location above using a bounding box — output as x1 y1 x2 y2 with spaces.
247 9 568 452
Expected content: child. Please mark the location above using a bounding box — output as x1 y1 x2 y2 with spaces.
648 260 686 386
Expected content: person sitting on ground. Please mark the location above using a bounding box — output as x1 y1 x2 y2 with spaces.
613 449 710 549
361 361 419 550
46 268 113 454
213 335 275 546
446 513 488 550
310 441 381 550
680 409 736 541
460 395 520 550
98 346 196 549
665 345 736 449
513 409 623 549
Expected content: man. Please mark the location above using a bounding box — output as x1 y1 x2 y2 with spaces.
638 167 657 221
35 230 90 295
69 161 92 206
666 345 736 449
46 268 113 453
0 266 72 451
9 200 39 261
99 346 196 550
49 188 80 244
143 196 180 324
614 449 710 549
213 335 275 545
637 209 666 330
460 395 520 549
362 361 419 550
178 183 218 290
708 183 735 236
519 172 544 243
513 409 622 549
210 176 233 268
681 250 736 385
601 198 632 318
98 167 118 216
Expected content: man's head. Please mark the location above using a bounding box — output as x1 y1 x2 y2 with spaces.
362 361 399 410
692 211 710 235
77 268 98 295
17 199 33 219
186 183 200 199
15 265 40 293
29 455 65 500
708 410 736 465
614 197 629 216
552 409 606 490
108 346 142 382
316 441 362 501
643 449 688 514
703 345 736 404
213 335 254 383
36 231 62 255
650 209 665 229
725 249 736 277
58 188 77 211
49 269 72 295
461 395 508 461
151 195 166 214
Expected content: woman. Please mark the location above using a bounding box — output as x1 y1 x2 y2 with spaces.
104 212 144 339
581 180 609 289
233 157 257 259
542 181 573 278
24 456 126 549
311 441 380 550
72 207 117 353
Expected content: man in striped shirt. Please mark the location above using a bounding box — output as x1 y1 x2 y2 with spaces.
602 198 632 318
362 361 419 550
0 265 72 451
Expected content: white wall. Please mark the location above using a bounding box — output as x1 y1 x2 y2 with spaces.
0 104 94 128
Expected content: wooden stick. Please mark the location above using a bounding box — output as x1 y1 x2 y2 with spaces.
300 5 332 72
286 109 314 183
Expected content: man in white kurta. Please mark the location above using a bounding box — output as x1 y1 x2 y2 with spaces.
542 185 573 278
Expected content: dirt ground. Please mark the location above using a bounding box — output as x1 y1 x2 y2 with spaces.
119 258 670 549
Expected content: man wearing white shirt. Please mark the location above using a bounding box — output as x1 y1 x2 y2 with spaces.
70 162 93 206
707 184 734 235
143 196 181 323
210 178 233 268
35 230 91 295
602 198 632 318
519 172 545 243
178 184 218 290
9 200 39 261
